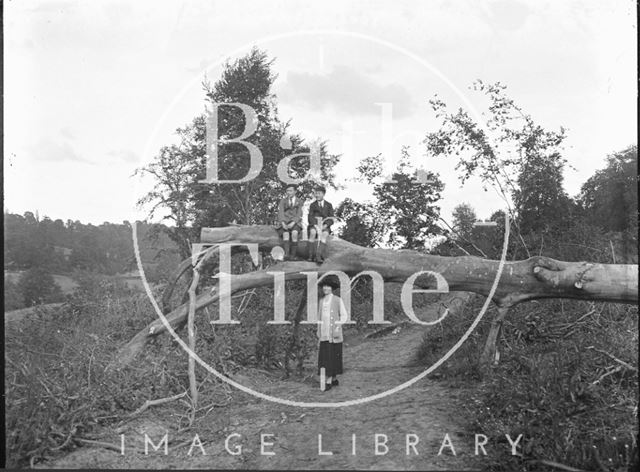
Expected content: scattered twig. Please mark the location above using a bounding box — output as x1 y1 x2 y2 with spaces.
171 439 195 449
609 239 617 264
591 365 623 385
87 346 96 389
35 375 65 407
587 346 637 371
129 391 188 417
573 309 597 324
93 414 122 422
549 310 598 338
195 400 231 413
74 437 122 452
529 458 586 472
235 289 257 317
513 451 587 472
51 425 78 451
73 437 143 454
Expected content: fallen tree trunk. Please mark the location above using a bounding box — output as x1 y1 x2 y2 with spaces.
110 225 637 368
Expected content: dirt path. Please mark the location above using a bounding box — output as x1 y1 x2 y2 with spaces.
41 323 482 470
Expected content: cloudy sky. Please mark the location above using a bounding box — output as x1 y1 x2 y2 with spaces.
4 0 637 225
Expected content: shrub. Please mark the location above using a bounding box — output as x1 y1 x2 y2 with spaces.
17 267 64 306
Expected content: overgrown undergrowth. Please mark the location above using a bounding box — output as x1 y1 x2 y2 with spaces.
416 296 639 471
4 275 187 467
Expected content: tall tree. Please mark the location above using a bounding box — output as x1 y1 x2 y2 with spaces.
356 148 444 250
424 80 569 250
513 150 571 235
335 198 385 248
136 48 339 259
451 203 477 241
135 124 203 259
578 145 637 233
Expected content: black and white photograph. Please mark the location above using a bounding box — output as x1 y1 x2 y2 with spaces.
3 1 638 470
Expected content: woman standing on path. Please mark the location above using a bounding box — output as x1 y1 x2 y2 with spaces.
316 278 348 391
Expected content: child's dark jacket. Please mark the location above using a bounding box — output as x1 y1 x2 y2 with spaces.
308 200 334 228
277 196 303 224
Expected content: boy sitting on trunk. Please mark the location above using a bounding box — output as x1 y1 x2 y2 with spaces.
276 184 303 260
307 185 334 263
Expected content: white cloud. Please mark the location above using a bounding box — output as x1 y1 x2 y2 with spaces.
280 65 415 118
28 137 93 164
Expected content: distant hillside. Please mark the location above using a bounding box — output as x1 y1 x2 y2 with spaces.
3 212 180 276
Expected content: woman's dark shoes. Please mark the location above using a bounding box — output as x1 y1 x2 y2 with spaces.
331 379 339 386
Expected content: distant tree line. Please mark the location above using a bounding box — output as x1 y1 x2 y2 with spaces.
4 213 133 274
3 215 182 310
3 214 181 275
441 144 638 262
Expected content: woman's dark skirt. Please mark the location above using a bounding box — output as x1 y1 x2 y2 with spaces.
317 341 343 377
